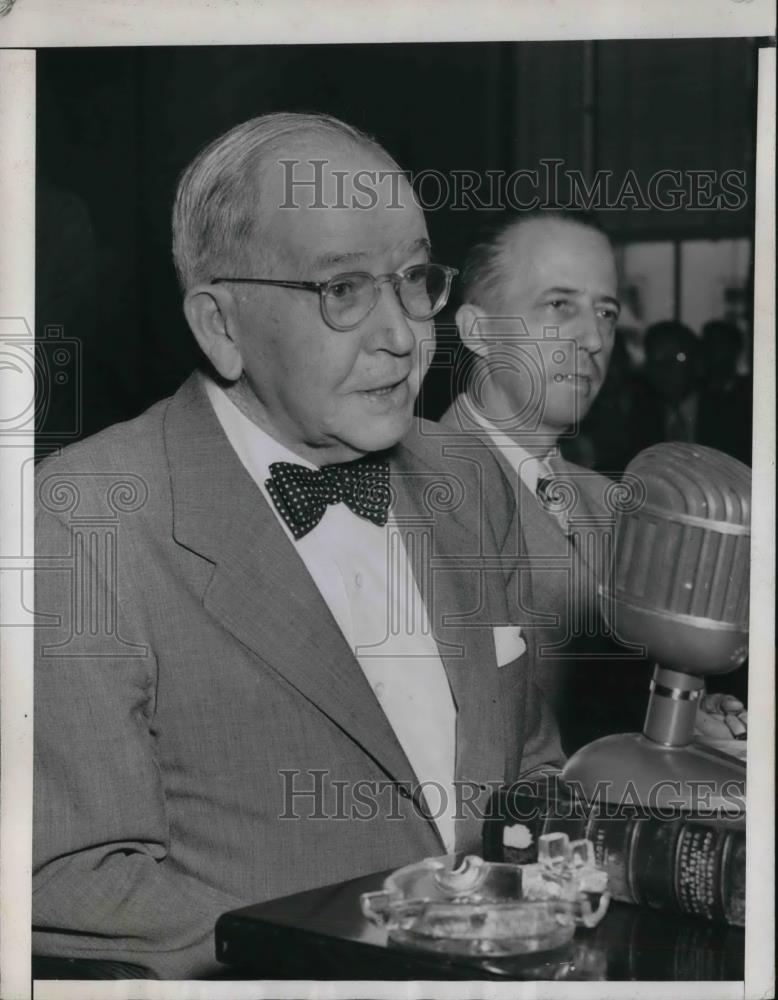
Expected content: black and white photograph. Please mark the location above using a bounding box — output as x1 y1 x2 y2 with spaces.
0 2 775 998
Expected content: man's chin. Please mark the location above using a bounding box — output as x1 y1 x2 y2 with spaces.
545 392 598 429
340 410 415 458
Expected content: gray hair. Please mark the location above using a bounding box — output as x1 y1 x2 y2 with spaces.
172 112 397 291
461 209 609 312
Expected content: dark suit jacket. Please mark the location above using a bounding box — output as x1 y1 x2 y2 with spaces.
440 396 648 750
441 396 615 651
33 373 563 978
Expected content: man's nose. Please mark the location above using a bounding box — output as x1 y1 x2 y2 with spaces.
575 305 605 354
366 282 418 355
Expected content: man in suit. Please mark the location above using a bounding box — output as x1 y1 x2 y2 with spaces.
33 114 563 978
442 211 745 749
633 320 702 451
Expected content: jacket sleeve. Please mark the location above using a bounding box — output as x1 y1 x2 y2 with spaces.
33 501 243 979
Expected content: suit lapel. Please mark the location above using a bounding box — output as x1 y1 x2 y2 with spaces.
498 451 569 558
165 375 421 790
543 455 615 643
446 397 570 626
441 396 607 652
166 378 523 848
392 431 515 813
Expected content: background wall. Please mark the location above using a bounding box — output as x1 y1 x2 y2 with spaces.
36 39 758 446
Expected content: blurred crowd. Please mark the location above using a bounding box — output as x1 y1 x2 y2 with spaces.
562 318 753 475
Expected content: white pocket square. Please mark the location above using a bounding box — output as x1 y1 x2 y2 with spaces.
493 626 527 667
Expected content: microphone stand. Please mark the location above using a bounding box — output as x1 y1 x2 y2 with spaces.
559 442 749 829
561 662 746 827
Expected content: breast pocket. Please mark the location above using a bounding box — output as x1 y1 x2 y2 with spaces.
493 626 527 668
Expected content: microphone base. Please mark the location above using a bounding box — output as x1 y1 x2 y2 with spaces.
560 732 746 827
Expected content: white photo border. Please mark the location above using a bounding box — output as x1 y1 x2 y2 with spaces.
1 3 775 999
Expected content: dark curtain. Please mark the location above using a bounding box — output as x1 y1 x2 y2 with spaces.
36 40 756 446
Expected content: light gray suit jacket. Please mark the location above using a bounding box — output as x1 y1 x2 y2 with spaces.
34 374 564 978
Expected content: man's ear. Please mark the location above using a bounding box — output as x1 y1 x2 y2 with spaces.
183 285 244 381
455 303 490 359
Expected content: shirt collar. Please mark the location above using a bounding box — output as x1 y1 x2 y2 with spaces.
203 376 318 497
460 394 555 495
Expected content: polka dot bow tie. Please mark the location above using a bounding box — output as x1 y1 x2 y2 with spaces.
266 460 391 540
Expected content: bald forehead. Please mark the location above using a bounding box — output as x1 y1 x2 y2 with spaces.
261 134 409 211
256 137 426 272
506 218 613 269
498 217 616 301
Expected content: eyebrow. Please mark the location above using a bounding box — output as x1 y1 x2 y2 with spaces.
311 237 431 270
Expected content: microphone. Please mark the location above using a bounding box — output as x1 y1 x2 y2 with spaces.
561 443 750 821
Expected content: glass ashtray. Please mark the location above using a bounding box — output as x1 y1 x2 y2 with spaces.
360 834 610 958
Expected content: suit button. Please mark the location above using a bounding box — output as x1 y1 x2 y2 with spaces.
374 682 385 698
397 786 411 799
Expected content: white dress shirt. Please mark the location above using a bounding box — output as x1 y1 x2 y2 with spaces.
460 396 563 507
204 377 458 852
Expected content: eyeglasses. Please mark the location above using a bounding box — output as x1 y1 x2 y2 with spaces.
211 263 458 332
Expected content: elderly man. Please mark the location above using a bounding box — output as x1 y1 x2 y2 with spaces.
33 114 562 979
443 211 745 747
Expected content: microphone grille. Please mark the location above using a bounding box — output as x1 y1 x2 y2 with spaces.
614 443 751 629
